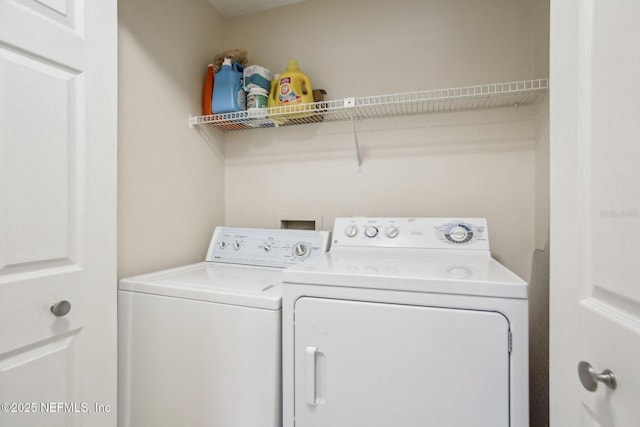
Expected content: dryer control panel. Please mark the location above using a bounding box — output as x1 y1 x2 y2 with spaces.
206 227 331 268
332 217 489 250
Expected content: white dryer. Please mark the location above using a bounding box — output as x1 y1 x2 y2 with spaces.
119 227 330 427
282 217 528 427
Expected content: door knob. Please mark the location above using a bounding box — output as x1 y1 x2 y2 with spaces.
578 361 616 391
50 300 71 317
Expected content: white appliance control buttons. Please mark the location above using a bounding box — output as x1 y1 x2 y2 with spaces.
385 226 399 238
293 243 309 257
206 227 330 267
345 225 359 238
332 218 488 249
364 226 379 238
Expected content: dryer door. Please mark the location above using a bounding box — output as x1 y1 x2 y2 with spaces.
294 297 510 427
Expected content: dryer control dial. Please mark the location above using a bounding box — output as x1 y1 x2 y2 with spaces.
233 241 242 250
364 226 379 238
444 223 474 244
385 226 399 238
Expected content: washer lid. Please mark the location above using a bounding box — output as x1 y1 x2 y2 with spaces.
119 262 283 310
283 248 528 299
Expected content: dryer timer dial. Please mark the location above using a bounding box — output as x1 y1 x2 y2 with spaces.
444 223 474 244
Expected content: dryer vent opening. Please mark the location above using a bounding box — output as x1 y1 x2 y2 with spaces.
281 220 316 230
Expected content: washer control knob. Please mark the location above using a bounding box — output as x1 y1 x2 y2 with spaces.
293 243 309 257
218 241 227 249
385 226 399 239
233 241 241 250
364 226 379 238
263 244 271 252
345 225 358 238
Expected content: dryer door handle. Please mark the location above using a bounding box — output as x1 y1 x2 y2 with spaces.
305 346 318 406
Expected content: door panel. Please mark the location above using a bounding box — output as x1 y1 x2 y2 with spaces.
0 45 82 270
0 0 116 425
550 0 640 424
588 0 640 307
8 0 80 30
581 405 605 427
294 297 510 427
0 333 79 427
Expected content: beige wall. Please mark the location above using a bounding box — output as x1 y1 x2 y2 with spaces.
534 0 551 250
222 0 545 282
117 0 550 283
533 0 551 80
533 0 550 249
534 108 550 250
224 0 538 98
118 0 226 278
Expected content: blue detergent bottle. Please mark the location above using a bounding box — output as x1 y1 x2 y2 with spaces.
212 58 245 114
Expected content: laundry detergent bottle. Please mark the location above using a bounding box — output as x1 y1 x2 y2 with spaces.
268 74 280 109
274 59 314 118
267 73 287 125
202 64 214 116
212 58 245 114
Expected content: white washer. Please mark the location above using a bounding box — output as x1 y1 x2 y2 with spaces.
118 227 330 427
282 217 528 427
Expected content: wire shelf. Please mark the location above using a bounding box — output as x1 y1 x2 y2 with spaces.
189 79 548 131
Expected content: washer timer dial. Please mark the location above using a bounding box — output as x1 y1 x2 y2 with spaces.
293 243 309 257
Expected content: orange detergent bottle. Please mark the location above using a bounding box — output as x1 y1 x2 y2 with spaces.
202 64 214 115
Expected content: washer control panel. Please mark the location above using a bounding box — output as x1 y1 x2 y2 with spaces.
333 217 488 250
206 227 331 267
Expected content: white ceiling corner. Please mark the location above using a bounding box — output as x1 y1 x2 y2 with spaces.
208 0 311 18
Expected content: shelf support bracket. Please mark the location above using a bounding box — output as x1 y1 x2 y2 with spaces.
351 116 362 169
343 97 362 170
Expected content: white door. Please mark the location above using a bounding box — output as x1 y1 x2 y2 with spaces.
0 0 117 426
294 297 510 427
550 0 640 425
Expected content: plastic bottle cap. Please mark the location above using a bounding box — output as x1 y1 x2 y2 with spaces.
222 57 231 66
286 59 299 71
